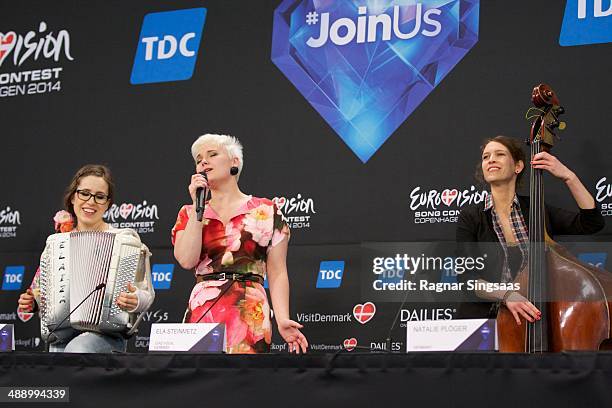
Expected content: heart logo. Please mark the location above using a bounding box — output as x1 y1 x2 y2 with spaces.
17 308 33 323
272 196 287 209
353 302 376 325
441 189 459 206
0 32 16 67
343 338 357 351
119 203 134 219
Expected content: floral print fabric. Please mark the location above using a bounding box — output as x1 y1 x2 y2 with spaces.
171 196 289 354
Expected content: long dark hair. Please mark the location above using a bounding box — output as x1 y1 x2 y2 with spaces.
62 164 115 226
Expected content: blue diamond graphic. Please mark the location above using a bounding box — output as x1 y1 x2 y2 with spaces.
272 0 479 162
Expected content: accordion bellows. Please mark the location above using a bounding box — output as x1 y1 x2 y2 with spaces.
38 230 147 340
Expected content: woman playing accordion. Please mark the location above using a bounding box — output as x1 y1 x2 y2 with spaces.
17 164 155 353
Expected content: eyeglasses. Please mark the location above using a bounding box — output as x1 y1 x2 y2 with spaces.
75 189 110 205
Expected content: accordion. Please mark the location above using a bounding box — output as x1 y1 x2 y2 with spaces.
38 230 149 340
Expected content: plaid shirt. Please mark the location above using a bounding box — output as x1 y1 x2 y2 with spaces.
483 194 529 282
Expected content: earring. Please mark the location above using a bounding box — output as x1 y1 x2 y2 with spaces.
230 166 239 176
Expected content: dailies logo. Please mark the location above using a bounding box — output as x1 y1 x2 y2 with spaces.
409 185 488 224
131 8 207 85
560 0 612 46
273 194 316 230
595 177 612 217
104 200 159 234
400 307 455 327
0 22 73 98
0 206 21 238
272 0 479 162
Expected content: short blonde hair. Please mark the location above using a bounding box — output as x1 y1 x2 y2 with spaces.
191 133 244 178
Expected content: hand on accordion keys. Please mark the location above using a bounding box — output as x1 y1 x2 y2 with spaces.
116 283 139 312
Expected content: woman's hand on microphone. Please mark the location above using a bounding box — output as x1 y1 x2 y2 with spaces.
188 173 209 204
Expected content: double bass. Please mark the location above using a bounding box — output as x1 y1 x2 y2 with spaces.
497 84 612 352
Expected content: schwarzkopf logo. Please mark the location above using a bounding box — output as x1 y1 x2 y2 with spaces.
272 0 479 162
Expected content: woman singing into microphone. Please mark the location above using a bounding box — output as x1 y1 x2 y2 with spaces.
172 134 308 354
17 164 155 352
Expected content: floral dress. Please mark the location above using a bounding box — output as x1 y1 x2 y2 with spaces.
171 196 289 354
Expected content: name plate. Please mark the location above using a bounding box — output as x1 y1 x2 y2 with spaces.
405 319 497 352
0 324 14 352
148 323 226 353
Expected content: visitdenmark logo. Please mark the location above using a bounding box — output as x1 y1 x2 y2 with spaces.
353 302 376 324
272 0 479 162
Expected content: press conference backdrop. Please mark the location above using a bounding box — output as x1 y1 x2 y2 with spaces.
1 0 611 352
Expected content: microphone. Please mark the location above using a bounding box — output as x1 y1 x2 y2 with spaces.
44 282 106 352
383 279 413 354
196 171 208 222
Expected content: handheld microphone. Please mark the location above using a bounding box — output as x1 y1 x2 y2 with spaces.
196 171 208 222
44 282 106 352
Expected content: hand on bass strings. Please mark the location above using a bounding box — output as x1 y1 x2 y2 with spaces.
503 291 541 325
531 152 574 181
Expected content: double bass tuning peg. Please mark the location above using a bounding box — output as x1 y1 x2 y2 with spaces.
553 106 565 115
550 120 567 131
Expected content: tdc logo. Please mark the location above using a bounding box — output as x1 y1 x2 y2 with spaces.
578 253 608 269
560 0 612 46
131 8 207 84
272 1 479 162
151 264 174 290
2 266 25 291
317 261 345 288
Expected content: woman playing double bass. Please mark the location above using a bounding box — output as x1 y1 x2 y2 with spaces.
456 135 604 325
